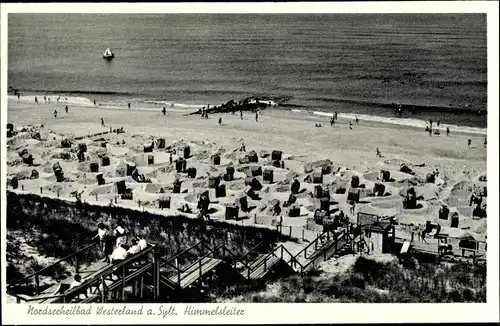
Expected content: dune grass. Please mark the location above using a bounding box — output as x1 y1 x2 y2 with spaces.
217 256 486 303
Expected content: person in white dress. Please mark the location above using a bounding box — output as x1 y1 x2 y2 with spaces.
114 220 128 247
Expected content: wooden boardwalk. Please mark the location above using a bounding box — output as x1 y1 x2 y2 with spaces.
11 220 481 304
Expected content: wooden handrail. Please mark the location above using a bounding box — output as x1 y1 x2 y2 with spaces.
179 244 222 274
9 245 156 303
159 241 203 267
234 241 263 266
292 231 327 261
8 241 99 288
277 244 305 271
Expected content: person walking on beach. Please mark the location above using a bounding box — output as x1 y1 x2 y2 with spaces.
355 116 359 124
48 97 50 104
65 105 68 114
162 107 166 116
17 93 20 101
57 96 60 103
446 127 450 136
218 117 222 125
93 99 96 106
330 117 335 126
128 103 131 109
101 118 105 127
484 137 487 148
428 127 432 136
44 95 47 103
334 112 338 122
53 109 58 118
376 148 381 158
468 139 472 148
429 118 433 128
240 110 243 120
349 121 353 130
437 119 440 127
255 111 259 122
35 96 38 104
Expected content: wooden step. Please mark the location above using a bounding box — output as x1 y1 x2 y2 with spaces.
168 257 223 289
240 254 281 279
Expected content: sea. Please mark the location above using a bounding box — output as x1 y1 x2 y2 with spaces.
8 14 487 130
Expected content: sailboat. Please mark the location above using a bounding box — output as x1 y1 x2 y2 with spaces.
103 48 114 59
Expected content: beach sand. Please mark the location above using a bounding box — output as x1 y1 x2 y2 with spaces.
6 96 488 247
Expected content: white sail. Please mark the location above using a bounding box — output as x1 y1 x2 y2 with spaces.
103 48 113 57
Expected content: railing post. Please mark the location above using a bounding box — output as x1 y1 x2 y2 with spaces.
35 274 40 295
177 265 181 287
199 260 203 280
289 226 292 237
75 254 79 274
122 266 126 301
140 276 144 299
264 255 267 271
302 228 305 241
156 250 160 298
101 276 106 303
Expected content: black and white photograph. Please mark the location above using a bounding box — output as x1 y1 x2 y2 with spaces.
1 2 498 324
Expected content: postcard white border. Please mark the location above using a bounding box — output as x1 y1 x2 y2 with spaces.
1 1 499 324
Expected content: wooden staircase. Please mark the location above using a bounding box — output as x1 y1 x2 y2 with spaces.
8 244 158 304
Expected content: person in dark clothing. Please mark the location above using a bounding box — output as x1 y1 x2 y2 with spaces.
468 139 472 148
355 116 359 124
54 110 58 118
255 111 259 122
349 121 353 130
218 117 222 125
128 103 131 109
446 127 450 136
240 110 243 120
162 107 166 115
35 96 38 104
65 105 68 113
101 118 105 127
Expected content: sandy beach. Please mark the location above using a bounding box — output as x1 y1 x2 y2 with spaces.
6 95 487 243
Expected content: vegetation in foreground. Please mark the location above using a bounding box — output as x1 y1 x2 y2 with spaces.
216 256 486 303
